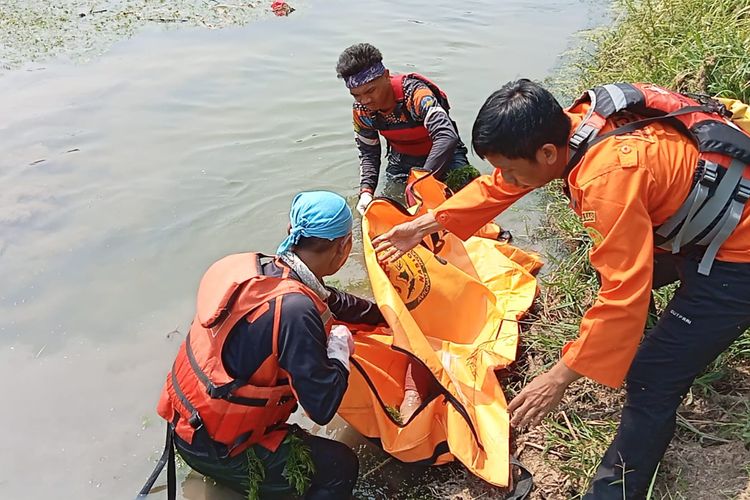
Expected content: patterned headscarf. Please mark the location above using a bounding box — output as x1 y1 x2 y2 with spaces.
344 61 386 89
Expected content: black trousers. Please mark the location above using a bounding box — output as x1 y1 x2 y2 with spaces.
176 426 359 499
584 253 750 499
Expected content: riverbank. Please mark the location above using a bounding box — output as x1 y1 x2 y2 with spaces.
517 0 750 498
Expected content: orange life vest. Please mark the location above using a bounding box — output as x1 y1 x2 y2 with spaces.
156 253 334 457
377 73 451 157
568 82 750 275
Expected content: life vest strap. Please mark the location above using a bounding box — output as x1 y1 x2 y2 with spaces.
675 158 746 246
170 367 204 430
184 332 269 406
655 160 718 247
569 121 599 150
136 422 176 500
507 455 534 500
697 175 750 275
655 159 749 275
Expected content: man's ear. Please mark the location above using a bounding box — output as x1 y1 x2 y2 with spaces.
539 143 558 166
338 234 353 258
339 233 352 253
287 223 292 235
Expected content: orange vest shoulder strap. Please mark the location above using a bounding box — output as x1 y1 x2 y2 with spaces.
390 73 406 102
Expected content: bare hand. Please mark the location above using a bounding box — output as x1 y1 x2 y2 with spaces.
508 360 581 428
372 221 424 264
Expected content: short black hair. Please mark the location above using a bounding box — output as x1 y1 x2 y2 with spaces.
336 43 383 79
294 235 348 253
472 79 571 160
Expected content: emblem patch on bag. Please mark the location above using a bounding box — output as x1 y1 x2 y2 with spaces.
581 211 596 223
386 250 431 310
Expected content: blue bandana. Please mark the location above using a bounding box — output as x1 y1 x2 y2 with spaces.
344 61 386 89
277 191 353 254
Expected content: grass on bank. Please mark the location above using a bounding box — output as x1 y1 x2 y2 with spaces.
576 0 750 102
521 188 750 497
519 1 750 496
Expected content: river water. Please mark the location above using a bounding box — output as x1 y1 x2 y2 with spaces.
0 0 600 498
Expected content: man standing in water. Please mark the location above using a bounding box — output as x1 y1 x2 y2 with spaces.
336 43 469 214
145 192 386 499
371 79 750 498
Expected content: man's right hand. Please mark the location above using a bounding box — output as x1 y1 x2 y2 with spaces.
372 212 444 263
372 221 424 263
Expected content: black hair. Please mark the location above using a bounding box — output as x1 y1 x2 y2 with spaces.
294 235 347 253
471 79 571 160
336 43 383 79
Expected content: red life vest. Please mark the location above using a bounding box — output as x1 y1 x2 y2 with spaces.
157 253 334 456
567 82 750 275
377 73 451 157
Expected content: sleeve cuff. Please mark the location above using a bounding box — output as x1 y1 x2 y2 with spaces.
561 341 627 389
433 209 477 241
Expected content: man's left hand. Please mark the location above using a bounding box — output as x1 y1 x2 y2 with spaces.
508 360 582 428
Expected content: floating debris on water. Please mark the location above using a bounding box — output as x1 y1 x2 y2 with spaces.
0 1 283 69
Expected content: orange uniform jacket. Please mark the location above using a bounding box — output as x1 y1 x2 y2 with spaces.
433 102 750 387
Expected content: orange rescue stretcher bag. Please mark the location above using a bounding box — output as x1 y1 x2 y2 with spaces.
337 172 541 492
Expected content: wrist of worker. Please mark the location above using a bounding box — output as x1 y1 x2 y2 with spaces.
412 212 442 239
360 187 374 196
549 358 582 387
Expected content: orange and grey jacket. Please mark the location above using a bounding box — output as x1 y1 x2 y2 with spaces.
432 84 750 388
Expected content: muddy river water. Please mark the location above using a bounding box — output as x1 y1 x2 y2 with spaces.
0 0 602 498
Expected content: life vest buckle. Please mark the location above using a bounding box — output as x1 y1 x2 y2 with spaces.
735 178 750 203
698 160 719 187
188 411 204 430
569 123 596 150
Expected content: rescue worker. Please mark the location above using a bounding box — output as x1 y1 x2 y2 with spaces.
371 79 750 498
336 42 469 214
147 191 386 499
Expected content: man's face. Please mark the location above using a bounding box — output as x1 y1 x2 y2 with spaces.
349 71 393 113
484 145 564 189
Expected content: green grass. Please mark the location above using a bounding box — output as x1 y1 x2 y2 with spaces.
526 169 750 496
575 0 750 102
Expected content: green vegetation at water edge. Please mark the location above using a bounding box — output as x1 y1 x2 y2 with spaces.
0 0 270 69
577 0 750 102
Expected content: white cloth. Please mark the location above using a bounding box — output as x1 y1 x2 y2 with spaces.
278 251 330 300
356 192 373 216
326 324 354 371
